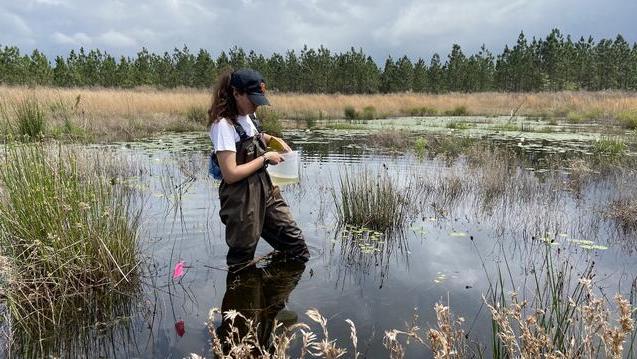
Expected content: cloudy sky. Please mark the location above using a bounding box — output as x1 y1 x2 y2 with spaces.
1 0 636 63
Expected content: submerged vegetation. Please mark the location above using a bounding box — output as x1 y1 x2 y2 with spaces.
0 144 142 356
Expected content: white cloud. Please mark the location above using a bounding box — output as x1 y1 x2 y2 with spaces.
0 11 32 36
97 30 137 48
375 0 533 44
34 0 67 6
51 32 91 46
0 0 634 62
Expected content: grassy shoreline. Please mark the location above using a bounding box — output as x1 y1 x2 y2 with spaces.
1 86 637 141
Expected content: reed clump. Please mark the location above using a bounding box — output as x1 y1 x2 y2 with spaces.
1 97 47 141
186 105 208 125
443 105 470 116
342 105 378 121
368 129 414 149
333 168 413 231
592 136 627 159
484 242 637 358
606 198 637 231
408 106 438 116
0 144 141 350
617 110 637 130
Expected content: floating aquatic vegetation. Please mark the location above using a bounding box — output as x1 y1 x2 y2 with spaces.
341 226 385 254
568 239 609 250
433 272 447 284
449 231 467 238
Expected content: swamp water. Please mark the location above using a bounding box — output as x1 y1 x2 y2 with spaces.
2 126 637 358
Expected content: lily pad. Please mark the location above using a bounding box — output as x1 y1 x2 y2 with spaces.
449 232 467 237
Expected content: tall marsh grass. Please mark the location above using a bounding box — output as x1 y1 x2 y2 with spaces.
14 98 46 140
0 144 141 355
332 169 413 231
0 98 47 141
593 136 628 159
2 87 637 138
484 243 636 358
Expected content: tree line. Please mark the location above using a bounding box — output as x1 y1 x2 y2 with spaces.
1 29 636 93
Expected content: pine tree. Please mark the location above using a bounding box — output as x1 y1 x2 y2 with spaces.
380 56 398 93
446 44 467 92
29 49 52 86
412 58 428 92
428 53 444 93
99 54 118 87
53 56 71 87
395 55 414 92
193 49 216 88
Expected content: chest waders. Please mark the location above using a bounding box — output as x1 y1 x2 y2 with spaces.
217 117 310 269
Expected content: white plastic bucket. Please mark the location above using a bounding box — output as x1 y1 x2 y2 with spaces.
267 150 299 180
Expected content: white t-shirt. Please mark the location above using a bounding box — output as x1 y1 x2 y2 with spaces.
209 114 258 152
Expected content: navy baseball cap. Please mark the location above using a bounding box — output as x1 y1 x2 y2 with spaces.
230 69 270 106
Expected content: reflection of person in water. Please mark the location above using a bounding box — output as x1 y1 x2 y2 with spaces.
215 260 306 354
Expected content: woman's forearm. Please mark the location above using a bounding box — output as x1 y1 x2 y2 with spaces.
262 133 272 144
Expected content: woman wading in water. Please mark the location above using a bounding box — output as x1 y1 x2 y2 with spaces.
208 68 310 270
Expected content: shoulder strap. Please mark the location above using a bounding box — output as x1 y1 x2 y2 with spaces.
249 113 263 133
231 120 249 142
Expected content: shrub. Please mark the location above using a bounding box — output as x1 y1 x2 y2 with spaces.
617 110 637 130
443 105 469 116
298 110 321 129
361 106 377 121
344 106 358 120
409 106 438 116
185 106 207 125
583 108 604 120
566 111 584 123
256 107 283 136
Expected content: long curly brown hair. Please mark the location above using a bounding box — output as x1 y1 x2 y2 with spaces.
207 68 244 127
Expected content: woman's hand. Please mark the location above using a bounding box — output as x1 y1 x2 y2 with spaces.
264 151 285 165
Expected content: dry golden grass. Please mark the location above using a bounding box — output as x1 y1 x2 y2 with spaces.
2 86 637 119
2 86 637 141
